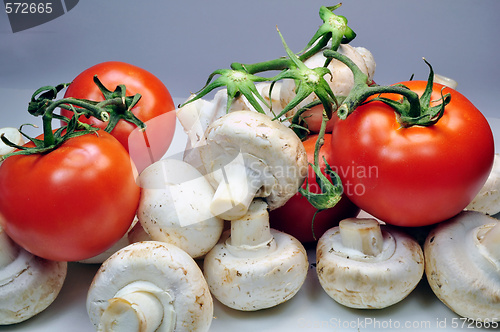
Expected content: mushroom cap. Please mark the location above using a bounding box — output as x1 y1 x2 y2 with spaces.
200 110 308 211
0 127 24 158
424 211 500 322
203 229 309 311
138 159 224 258
466 153 500 215
316 225 424 309
0 228 67 325
87 241 213 332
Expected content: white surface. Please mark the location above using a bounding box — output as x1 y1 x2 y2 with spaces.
1 111 499 332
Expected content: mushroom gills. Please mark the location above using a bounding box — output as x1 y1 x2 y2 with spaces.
87 241 213 332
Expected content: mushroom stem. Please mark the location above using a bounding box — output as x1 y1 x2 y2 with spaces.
210 154 262 220
229 199 273 248
339 218 383 256
478 221 500 263
97 281 175 332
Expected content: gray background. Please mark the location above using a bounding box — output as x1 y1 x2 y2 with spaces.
1 0 499 129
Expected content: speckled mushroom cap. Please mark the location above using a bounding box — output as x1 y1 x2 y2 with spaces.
316 221 424 309
199 110 308 211
0 226 67 325
424 211 500 322
137 159 224 259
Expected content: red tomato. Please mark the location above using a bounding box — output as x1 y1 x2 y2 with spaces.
295 105 337 133
0 130 141 261
330 81 495 227
61 61 176 173
270 134 360 243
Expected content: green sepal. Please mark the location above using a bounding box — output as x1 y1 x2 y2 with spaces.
300 4 356 54
368 60 451 127
272 28 337 121
179 68 270 114
91 76 145 131
299 158 343 211
1 78 143 161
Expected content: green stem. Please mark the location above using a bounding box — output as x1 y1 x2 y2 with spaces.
337 84 421 120
322 49 448 127
314 110 329 175
42 109 55 146
230 31 330 75
40 97 109 147
2 82 143 160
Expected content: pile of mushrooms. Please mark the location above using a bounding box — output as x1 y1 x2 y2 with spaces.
200 110 310 311
316 217 424 309
0 225 67 325
424 211 500 322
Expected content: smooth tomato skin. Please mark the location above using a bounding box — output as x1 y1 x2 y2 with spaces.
296 104 338 133
0 130 141 261
270 134 360 243
61 61 176 173
330 82 495 227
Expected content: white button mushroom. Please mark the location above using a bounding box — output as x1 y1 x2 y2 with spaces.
87 241 213 332
466 153 500 216
316 218 424 309
137 158 224 259
0 226 67 325
199 110 308 220
203 199 309 311
424 211 500 322
0 127 24 162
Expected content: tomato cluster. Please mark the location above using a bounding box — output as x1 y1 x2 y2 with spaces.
0 62 177 261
